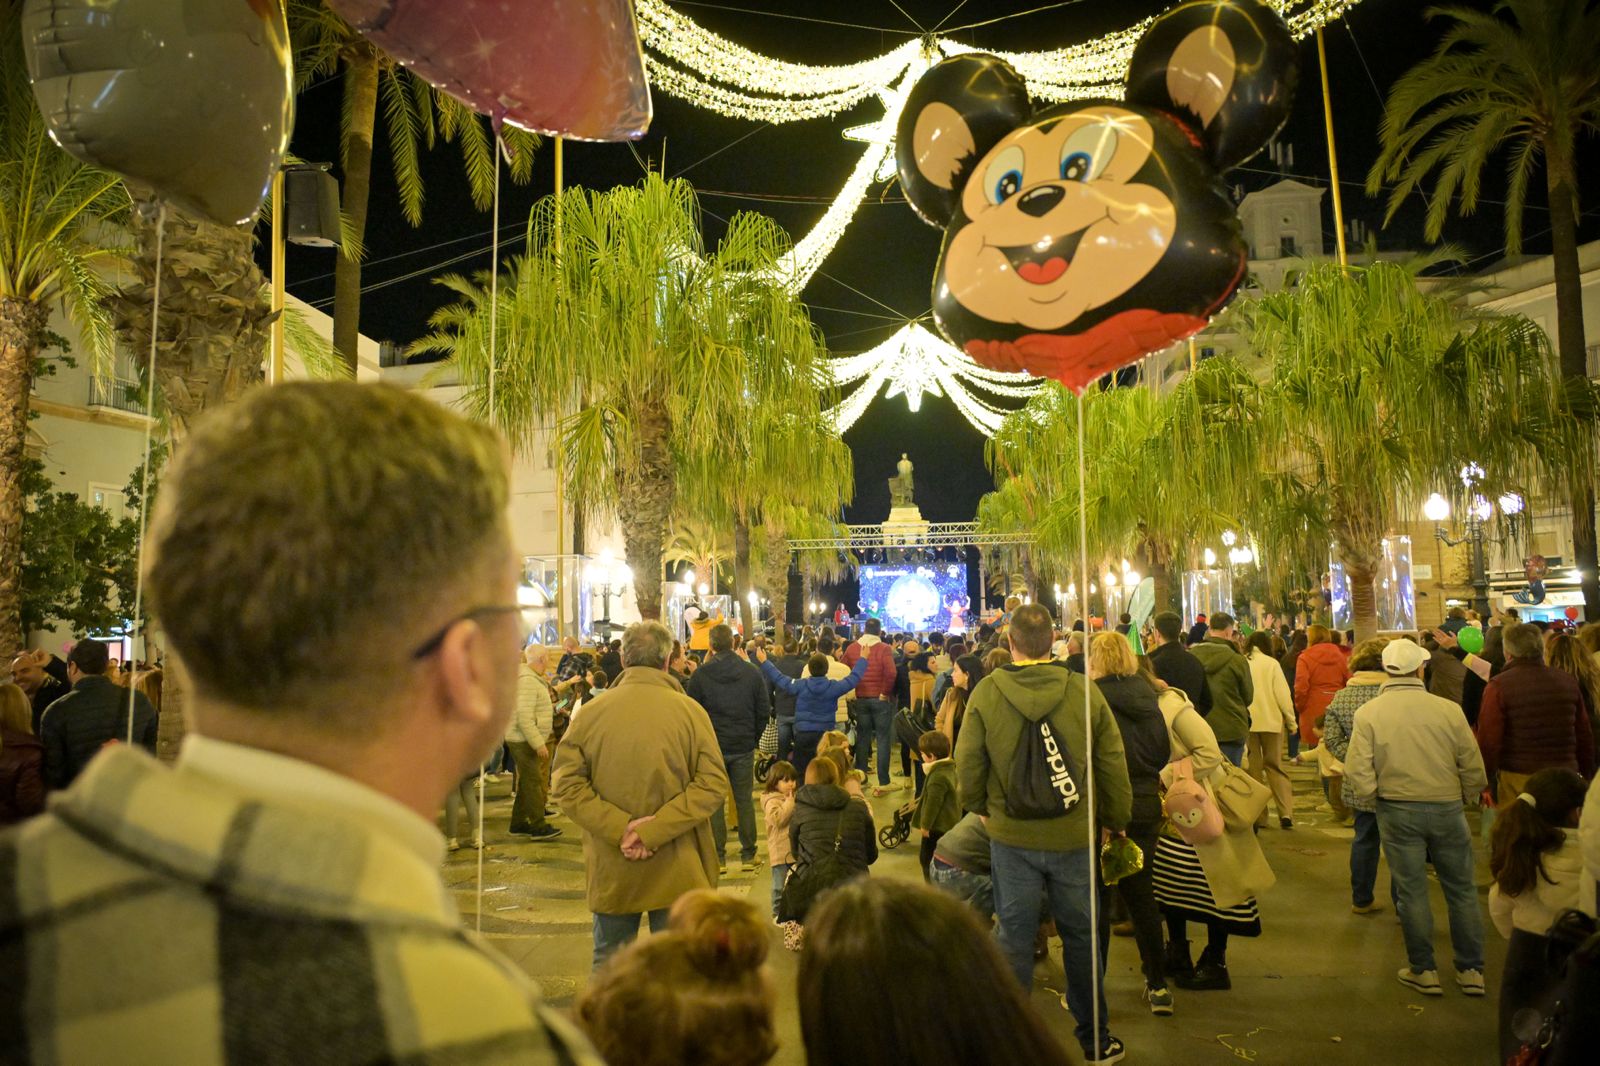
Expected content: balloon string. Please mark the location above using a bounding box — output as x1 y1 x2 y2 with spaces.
477 125 505 936
1076 387 1100 1052
127 202 166 745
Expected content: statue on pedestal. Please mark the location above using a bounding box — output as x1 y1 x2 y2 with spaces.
888 453 915 509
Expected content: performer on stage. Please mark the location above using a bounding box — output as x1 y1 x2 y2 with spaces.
944 593 970 635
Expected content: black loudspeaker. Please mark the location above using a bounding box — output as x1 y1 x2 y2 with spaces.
283 166 341 247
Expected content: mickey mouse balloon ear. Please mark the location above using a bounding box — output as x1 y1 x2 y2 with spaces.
1124 0 1298 172
895 53 1031 229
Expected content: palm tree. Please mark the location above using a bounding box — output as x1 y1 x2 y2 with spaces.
287 1 538 368
1368 0 1600 617
752 505 850 632
664 515 730 595
0 5 128 659
418 175 833 622
1170 260 1587 641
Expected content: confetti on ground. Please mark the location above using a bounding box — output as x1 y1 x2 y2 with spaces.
484 885 509 893
1216 1026 1275 1060
1408 1005 1425 1016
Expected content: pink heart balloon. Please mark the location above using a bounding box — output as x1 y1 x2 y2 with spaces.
330 0 651 141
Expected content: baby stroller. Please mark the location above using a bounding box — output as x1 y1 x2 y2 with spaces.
879 796 918 849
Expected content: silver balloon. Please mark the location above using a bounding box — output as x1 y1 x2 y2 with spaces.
22 0 294 226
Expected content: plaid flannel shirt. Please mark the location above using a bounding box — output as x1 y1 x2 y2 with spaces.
0 746 601 1066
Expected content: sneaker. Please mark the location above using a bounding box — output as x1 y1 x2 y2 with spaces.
1111 921 1135 938
1280 817 1294 830
446 837 461 852
742 857 764 873
1145 985 1174 1016
1352 901 1386 915
523 826 562 841
468 837 485 850
1456 969 1486 996
1085 1035 1126 1064
1398 967 1443 995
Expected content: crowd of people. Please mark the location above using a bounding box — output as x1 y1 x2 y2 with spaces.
2 381 1599 1065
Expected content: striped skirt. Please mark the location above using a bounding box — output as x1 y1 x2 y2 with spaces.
1152 833 1262 936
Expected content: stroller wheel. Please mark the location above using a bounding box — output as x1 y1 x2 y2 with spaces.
878 826 898 849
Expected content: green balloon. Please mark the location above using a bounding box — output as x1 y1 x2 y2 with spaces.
1458 626 1485 654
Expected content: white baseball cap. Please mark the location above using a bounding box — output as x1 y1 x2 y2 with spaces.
1382 638 1428 676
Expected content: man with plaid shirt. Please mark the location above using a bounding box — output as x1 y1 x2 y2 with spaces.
0 384 598 1064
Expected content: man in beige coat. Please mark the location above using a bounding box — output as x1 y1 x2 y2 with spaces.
552 620 730 969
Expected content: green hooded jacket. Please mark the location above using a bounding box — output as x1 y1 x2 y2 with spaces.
1189 636 1254 743
954 663 1132 852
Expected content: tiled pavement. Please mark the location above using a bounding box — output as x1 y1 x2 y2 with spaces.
444 761 1502 1065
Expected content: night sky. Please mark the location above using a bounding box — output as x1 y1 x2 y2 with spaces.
271 0 1598 612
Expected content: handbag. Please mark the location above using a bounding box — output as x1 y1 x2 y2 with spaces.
1162 757 1223 845
757 716 779 757
778 809 852 923
1212 762 1272 829
894 704 935 748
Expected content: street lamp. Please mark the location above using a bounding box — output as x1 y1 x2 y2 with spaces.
1423 493 1451 523
697 582 710 596
1124 569 1142 587
1202 547 1217 567
1429 479 1503 618
1221 529 1237 547
589 554 631 637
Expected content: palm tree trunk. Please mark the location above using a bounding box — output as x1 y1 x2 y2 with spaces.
733 517 754 636
617 400 673 621
0 297 48 660
1021 547 1039 603
1547 169 1598 621
114 197 270 759
333 48 380 372
760 526 790 634
1151 556 1172 616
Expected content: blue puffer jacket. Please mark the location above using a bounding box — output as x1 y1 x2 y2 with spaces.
760 657 867 735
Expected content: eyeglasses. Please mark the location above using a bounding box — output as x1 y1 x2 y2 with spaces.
411 604 529 660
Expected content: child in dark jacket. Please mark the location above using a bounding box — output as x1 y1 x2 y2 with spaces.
913 731 961 881
758 650 866 777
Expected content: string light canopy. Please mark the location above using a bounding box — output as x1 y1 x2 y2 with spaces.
636 0 1370 434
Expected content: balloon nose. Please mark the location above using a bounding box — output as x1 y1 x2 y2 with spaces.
1017 184 1065 218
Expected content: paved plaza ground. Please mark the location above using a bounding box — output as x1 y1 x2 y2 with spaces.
443 760 1503 1065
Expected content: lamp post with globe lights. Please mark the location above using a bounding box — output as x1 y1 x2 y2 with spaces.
1427 470 1520 618
590 551 633 640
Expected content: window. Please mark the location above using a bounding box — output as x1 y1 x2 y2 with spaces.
88 482 126 520
1279 235 1299 257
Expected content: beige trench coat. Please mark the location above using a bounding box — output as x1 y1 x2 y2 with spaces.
552 666 730 915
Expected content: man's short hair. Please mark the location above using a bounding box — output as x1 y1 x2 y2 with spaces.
818 635 836 655
1008 604 1054 660
864 617 882 636
709 624 734 653
928 632 945 647
1153 611 1182 641
146 383 509 729
807 653 829 677
1503 623 1546 662
621 621 673 669
67 639 110 676
1209 612 1236 632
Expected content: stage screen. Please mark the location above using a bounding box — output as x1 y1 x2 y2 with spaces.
858 563 970 633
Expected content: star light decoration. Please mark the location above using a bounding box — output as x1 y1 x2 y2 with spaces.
634 0 1372 435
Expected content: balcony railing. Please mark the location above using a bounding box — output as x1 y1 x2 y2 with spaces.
86 377 145 415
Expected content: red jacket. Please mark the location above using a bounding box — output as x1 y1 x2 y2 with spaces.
843 636 897 700
1477 659 1596 778
1293 642 1349 721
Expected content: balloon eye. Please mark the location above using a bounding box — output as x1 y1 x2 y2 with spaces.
993 170 1022 203
1060 152 1093 182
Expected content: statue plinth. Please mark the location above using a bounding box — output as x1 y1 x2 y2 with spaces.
883 504 928 539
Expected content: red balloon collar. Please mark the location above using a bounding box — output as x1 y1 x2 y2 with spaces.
963 308 1210 393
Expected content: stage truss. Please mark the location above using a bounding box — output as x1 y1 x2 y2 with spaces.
786 521 1031 551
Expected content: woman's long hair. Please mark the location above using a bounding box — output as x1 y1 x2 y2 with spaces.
944 653 986 746
799 880 1072 1066
1548 634 1600 731
1489 768 1587 897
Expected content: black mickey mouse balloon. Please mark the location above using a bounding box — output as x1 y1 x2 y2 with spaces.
896 0 1298 392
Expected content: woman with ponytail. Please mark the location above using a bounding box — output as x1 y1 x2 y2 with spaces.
1488 768 1588 1063
577 890 777 1066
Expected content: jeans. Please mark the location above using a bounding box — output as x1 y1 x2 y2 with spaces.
1376 799 1485 973
991 841 1110 1054
776 719 794 765
1350 810 1398 908
853 698 894 786
592 908 670 970
710 751 757 862
1217 739 1246 768
793 731 823 778
929 857 994 919
1117 811 1167 989
770 863 791 919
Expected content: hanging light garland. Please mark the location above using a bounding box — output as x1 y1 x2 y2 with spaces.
636 0 1370 434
